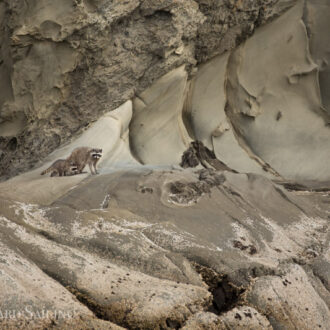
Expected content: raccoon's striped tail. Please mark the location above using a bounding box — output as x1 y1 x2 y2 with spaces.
41 166 53 175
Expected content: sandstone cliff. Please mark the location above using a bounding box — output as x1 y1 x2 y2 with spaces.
0 0 292 179
0 1 329 329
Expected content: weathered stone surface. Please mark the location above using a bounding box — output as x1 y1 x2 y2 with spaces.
245 263 330 329
1 155 328 328
182 307 273 329
0 106 329 327
305 0 330 114
130 66 191 165
0 0 287 179
0 317 124 330
181 312 226 329
0 1 330 329
0 210 211 329
226 0 330 181
220 306 272 329
187 52 277 178
194 0 294 62
311 251 330 292
0 234 123 329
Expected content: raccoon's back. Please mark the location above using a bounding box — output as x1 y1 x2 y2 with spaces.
70 147 92 162
41 159 65 175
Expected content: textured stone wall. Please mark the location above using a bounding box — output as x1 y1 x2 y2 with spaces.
0 0 291 179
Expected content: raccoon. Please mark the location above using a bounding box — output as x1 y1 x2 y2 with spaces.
41 159 78 177
89 148 102 174
66 147 102 175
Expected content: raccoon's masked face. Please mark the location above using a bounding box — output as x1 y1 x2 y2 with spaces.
69 161 78 172
91 148 102 159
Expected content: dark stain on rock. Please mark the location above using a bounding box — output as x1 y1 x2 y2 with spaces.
233 240 257 255
233 240 248 250
235 313 242 320
137 186 153 194
276 111 282 121
180 140 237 172
244 311 252 318
249 245 257 255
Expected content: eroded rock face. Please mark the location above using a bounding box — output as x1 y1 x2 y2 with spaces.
130 0 330 182
245 264 330 329
0 159 329 328
225 0 330 181
0 101 329 328
0 99 330 327
0 0 291 179
1 1 330 329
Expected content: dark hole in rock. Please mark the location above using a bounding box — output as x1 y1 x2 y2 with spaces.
249 245 257 255
235 313 242 320
194 263 244 315
156 9 172 17
144 10 173 19
244 311 252 318
165 318 181 329
38 230 55 241
7 137 18 151
210 276 243 314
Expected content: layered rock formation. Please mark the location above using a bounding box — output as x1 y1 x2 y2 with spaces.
0 0 330 329
130 0 330 182
0 102 329 328
0 0 292 179
0 128 329 328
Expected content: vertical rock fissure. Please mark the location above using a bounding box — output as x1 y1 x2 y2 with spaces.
193 263 245 316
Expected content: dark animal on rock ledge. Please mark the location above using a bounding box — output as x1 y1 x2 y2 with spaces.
41 159 78 177
66 147 102 175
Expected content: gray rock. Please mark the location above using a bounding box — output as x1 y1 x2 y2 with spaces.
220 306 272 330
246 263 330 329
